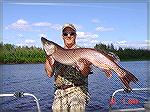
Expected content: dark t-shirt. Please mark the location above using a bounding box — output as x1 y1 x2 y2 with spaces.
53 61 88 95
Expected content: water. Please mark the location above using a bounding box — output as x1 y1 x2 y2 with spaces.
0 61 149 112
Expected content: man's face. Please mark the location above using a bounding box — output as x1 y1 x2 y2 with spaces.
62 27 76 46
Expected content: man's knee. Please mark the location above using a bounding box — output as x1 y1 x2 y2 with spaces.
70 99 86 112
70 104 85 112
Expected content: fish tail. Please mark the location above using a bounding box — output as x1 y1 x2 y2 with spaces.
119 67 138 92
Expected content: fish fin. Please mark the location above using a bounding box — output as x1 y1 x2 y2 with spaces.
98 50 120 63
108 52 120 63
119 68 138 92
102 69 112 78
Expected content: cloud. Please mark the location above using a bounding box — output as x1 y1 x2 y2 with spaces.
80 40 149 49
6 19 31 31
91 19 100 23
73 24 83 30
32 22 51 27
25 39 35 43
12 3 79 6
112 40 148 49
77 31 98 39
76 31 100 47
116 40 127 45
50 24 62 30
145 39 150 44
17 34 24 37
16 19 28 24
16 43 24 47
91 39 99 44
5 19 84 32
5 26 9 30
39 33 47 37
5 19 62 32
25 39 35 46
15 39 36 47
96 26 114 32
32 22 61 30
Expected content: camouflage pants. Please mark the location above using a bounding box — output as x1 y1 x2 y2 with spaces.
52 87 89 112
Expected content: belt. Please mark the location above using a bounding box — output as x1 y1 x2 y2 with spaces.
57 84 74 90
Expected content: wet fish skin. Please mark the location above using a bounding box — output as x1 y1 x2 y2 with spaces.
41 37 138 91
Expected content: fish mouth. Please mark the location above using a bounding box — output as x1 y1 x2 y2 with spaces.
41 37 48 44
41 37 56 55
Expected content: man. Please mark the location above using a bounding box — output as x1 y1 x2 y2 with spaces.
45 23 92 112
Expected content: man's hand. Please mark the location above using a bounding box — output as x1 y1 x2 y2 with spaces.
75 59 92 77
47 55 55 65
45 55 55 77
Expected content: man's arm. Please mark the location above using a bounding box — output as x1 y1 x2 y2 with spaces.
45 56 55 77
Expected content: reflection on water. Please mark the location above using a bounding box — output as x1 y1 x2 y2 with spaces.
0 61 149 112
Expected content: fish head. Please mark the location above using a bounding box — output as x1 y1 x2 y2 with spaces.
41 37 56 55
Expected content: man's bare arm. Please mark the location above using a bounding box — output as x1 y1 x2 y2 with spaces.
45 56 55 77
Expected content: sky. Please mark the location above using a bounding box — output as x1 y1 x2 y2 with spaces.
2 1 149 49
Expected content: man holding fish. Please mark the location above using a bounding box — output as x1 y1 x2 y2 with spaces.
44 23 92 112
42 23 138 112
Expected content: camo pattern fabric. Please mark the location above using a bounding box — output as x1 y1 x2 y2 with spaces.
53 61 88 95
52 86 89 112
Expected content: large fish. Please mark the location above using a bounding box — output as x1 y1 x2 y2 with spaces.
41 37 138 91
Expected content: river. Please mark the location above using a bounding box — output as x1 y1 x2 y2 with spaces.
0 61 149 112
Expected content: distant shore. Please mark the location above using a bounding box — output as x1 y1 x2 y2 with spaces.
1 58 149 65
1 43 150 64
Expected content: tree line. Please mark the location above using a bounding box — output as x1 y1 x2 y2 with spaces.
0 43 150 64
0 43 45 64
94 43 150 61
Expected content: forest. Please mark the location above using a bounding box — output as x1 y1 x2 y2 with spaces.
1 43 45 64
0 43 150 64
94 43 150 61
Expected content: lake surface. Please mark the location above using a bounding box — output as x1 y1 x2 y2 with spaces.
0 61 149 112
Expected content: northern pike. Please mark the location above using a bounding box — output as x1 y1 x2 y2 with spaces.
41 37 138 91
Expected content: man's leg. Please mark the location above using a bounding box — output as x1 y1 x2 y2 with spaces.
69 89 87 112
52 90 69 112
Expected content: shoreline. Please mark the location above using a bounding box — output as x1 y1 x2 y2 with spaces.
1 59 150 65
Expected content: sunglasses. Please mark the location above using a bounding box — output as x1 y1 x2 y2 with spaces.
63 32 76 36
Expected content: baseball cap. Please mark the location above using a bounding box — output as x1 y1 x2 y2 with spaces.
62 23 76 32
